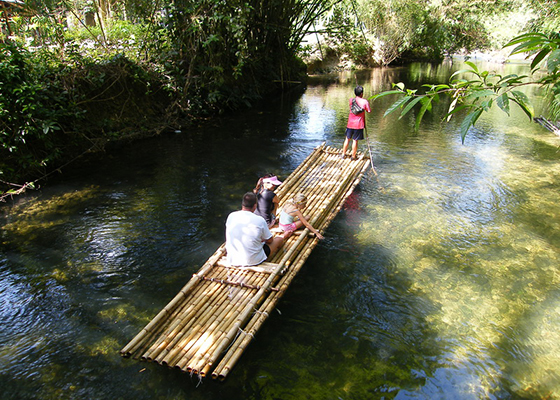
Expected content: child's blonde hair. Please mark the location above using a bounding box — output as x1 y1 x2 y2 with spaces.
284 194 307 212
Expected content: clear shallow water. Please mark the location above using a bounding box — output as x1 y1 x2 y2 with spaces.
1 61 559 399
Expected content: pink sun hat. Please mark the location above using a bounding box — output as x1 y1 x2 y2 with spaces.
263 176 282 186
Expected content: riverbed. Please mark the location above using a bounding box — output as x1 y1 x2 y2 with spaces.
1 60 559 399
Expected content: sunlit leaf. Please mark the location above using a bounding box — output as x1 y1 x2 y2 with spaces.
498 74 527 86
399 96 424 119
547 50 560 74
450 69 478 80
415 97 433 131
496 93 510 115
511 91 534 120
460 109 483 143
370 90 403 101
447 97 459 121
531 48 551 71
464 89 494 101
384 96 412 117
464 61 479 73
505 32 548 48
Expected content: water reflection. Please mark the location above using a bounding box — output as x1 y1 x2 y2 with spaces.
1 61 560 399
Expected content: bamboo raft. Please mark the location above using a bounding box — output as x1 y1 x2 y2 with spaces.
120 143 370 380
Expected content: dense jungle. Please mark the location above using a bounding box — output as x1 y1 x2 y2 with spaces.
2 0 560 199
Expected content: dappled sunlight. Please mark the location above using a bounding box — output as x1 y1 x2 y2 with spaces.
1 62 559 399
1 185 101 239
355 107 560 396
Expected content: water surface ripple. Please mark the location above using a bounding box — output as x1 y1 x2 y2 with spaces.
1 61 559 399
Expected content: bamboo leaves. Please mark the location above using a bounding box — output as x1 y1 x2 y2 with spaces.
370 32 560 143
371 58 538 143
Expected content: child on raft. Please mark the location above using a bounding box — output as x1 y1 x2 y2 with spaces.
253 174 282 228
278 194 324 239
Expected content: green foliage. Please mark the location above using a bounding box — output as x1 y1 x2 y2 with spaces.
371 32 560 143
525 0 560 33
161 0 332 112
0 41 172 191
0 42 82 181
318 0 525 66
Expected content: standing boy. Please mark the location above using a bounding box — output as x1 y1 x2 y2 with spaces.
342 85 371 160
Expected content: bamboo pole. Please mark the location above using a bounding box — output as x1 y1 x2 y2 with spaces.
193 228 313 373
121 145 370 379
174 276 261 371
212 158 369 377
175 271 270 372
213 158 369 379
171 268 263 366
120 246 226 357
275 144 325 199
276 149 331 203
158 266 251 366
268 154 356 264
198 276 279 291
178 272 270 373
142 266 234 362
153 266 248 363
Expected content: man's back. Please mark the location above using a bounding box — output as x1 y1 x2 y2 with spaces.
225 210 271 266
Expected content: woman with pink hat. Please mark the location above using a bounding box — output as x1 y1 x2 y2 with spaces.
253 174 282 227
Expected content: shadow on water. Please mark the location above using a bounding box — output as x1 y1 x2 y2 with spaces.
212 180 443 400
1 62 560 399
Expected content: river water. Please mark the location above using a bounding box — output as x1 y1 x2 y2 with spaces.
1 60 559 400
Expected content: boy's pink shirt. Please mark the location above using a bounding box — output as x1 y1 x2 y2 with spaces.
347 97 371 129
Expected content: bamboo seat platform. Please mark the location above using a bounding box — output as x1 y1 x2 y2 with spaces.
120 143 370 380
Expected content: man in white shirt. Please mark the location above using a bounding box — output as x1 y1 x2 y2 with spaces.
225 192 285 266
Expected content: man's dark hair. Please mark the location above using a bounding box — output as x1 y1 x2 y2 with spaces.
354 85 364 97
242 192 257 209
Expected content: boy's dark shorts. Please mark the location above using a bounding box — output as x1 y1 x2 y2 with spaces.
263 244 271 257
345 128 364 141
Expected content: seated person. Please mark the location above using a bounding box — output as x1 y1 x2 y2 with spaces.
225 192 285 266
278 194 324 239
254 175 282 227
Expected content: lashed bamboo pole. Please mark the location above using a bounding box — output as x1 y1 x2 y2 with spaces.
177 273 270 373
120 246 226 357
144 263 248 360
121 144 371 380
154 266 249 361
275 152 332 204
142 265 237 362
213 157 369 379
177 272 270 373
280 149 355 213
159 267 252 366
268 154 362 264
198 275 280 291
274 154 321 203
275 144 325 199
126 249 229 359
192 227 314 373
211 158 368 377
174 274 265 372
212 235 328 376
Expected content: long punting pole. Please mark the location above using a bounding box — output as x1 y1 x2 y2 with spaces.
120 144 371 379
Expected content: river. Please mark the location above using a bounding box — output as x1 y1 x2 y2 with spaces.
1 60 559 400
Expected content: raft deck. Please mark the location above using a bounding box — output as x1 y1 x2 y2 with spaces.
120 144 371 380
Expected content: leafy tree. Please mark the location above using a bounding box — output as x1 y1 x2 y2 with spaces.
161 0 338 111
319 0 522 66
